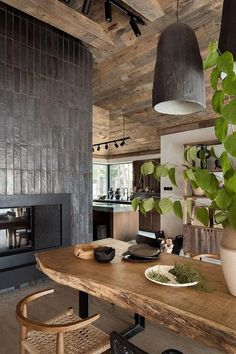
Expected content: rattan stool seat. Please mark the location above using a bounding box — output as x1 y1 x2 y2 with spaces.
16 289 110 354
24 310 110 354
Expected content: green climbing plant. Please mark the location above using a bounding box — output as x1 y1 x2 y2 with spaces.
132 41 236 229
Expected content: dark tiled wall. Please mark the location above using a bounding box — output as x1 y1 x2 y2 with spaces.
0 2 93 243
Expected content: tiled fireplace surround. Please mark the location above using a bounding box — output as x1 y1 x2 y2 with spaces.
0 3 92 239
0 2 93 287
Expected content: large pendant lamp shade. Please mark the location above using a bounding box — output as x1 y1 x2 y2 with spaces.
152 23 205 115
219 0 236 58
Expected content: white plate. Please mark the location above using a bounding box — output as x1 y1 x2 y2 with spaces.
145 265 199 287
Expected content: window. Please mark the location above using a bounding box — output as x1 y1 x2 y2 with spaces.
93 164 108 199
109 163 133 197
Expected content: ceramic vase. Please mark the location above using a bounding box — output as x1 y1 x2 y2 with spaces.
220 227 236 296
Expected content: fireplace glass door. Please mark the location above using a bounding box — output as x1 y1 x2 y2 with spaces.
0 207 32 256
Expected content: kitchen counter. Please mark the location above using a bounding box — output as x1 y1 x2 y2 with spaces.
93 202 133 213
93 202 139 242
93 199 131 205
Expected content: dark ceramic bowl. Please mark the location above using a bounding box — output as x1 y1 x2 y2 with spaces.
94 247 115 263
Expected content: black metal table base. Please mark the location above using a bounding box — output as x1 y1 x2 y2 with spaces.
119 313 145 339
79 291 145 339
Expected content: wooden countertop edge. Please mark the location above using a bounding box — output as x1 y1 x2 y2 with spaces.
36 254 236 353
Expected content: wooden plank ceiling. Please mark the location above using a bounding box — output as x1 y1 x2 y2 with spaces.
87 0 223 158
5 0 223 158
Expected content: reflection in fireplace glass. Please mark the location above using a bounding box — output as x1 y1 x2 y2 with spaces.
0 207 32 256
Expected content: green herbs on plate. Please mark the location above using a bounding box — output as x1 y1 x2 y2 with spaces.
169 263 211 291
148 270 170 283
147 263 212 291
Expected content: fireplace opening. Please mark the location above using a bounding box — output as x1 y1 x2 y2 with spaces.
0 203 64 258
0 194 71 290
0 207 33 256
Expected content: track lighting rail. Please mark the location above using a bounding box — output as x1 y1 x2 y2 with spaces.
92 137 130 152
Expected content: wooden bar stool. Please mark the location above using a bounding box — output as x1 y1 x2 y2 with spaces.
16 289 110 354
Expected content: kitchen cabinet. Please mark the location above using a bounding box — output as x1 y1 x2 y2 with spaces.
93 203 139 241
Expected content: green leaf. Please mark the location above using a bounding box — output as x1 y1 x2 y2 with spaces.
211 67 220 90
212 90 224 114
159 198 173 214
168 167 177 187
224 171 236 193
141 161 154 176
228 199 236 229
131 198 140 211
216 51 234 74
208 40 218 52
220 151 233 175
222 72 236 95
203 49 219 70
173 201 183 219
139 201 147 215
142 197 155 212
210 146 218 159
222 99 236 125
215 211 228 224
215 188 232 210
154 165 169 179
194 169 218 194
196 207 209 227
224 133 236 158
153 200 161 214
214 117 228 143
205 190 217 200
186 168 196 182
189 146 197 161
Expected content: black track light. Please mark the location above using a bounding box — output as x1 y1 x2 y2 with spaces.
82 0 92 15
105 143 109 150
105 0 112 22
114 142 119 148
129 17 141 37
92 147 95 152
120 140 125 147
97 145 100 151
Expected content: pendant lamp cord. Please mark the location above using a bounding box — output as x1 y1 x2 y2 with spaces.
176 0 179 22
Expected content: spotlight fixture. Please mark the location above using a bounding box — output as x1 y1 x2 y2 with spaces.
82 0 92 15
105 0 112 22
92 137 130 152
82 0 145 36
92 147 95 152
129 17 141 37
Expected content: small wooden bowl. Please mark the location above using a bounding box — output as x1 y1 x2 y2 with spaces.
74 244 95 260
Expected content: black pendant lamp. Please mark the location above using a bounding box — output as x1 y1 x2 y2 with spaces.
219 0 236 59
152 3 205 115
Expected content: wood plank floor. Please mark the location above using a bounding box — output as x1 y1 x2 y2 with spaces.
0 280 224 354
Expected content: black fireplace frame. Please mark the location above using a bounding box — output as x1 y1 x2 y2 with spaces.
0 194 71 290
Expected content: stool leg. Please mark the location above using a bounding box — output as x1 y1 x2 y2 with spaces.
56 333 64 354
20 304 27 354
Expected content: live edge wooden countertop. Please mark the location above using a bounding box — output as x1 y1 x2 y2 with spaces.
36 238 236 353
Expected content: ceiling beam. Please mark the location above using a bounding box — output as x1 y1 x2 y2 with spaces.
121 0 164 22
1 0 115 49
